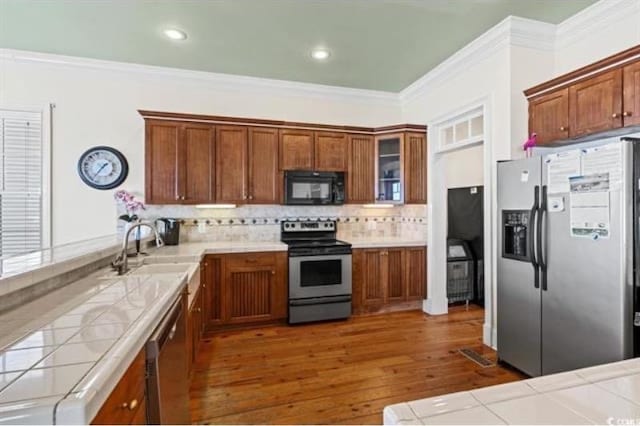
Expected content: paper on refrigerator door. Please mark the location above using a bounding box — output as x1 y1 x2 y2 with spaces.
580 143 623 191
546 150 581 194
569 173 610 239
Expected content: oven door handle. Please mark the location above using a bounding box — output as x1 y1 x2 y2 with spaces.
289 295 352 306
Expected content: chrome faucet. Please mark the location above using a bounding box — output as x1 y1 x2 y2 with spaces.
112 221 164 275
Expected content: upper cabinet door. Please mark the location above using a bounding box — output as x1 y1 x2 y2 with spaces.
216 126 248 203
248 127 279 204
623 62 640 127
314 132 347 171
569 69 623 137
145 120 181 204
375 134 404 204
183 123 215 204
279 129 314 170
347 134 375 203
404 132 427 204
528 88 569 145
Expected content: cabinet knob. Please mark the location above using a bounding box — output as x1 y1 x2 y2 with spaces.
196 308 201 313
249 195 253 200
624 111 633 117
271 270 276 275
121 399 138 411
559 126 567 132
612 113 621 119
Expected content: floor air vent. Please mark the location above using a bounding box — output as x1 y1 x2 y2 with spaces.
458 348 495 367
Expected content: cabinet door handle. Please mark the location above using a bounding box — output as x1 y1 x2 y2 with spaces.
612 113 621 119
121 399 138 411
559 126 567 131
271 270 276 275
624 111 633 117
248 195 253 200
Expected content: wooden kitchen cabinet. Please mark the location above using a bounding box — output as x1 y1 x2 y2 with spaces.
248 127 280 203
202 252 287 329
279 129 314 170
202 256 223 329
215 125 248 203
375 134 404 203
279 129 348 172
352 246 426 314
92 349 146 425
314 131 347 171
405 246 427 300
404 132 427 204
145 120 215 204
347 134 375 203
569 69 623 138
528 88 570 145
187 282 204 376
623 61 640 127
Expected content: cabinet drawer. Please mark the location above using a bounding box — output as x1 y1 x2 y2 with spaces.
92 349 146 425
224 252 277 268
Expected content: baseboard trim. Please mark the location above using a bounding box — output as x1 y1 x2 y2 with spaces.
483 322 497 349
423 297 448 315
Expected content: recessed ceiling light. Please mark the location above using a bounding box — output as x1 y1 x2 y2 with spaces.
164 28 187 41
311 48 330 60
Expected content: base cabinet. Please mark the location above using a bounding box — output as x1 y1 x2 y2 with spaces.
352 246 426 314
91 350 146 425
187 282 204 376
203 252 288 329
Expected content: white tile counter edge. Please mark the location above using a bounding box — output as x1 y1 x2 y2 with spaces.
54 274 188 424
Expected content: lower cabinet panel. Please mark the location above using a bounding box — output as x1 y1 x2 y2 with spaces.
203 252 287 330
353 246 427 314
91 350 146 425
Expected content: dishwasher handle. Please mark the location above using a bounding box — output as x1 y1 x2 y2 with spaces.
146 295 184 359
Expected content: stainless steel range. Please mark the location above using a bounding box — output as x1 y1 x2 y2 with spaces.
281 219 352 324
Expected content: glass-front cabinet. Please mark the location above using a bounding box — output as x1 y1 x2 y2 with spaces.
375 134 404 203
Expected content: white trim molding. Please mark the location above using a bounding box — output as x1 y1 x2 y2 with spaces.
399 16 555 103
0 49 400 106
556 0 640 50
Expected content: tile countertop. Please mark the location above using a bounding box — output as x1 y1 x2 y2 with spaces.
0 269 188 424
384 358 640 425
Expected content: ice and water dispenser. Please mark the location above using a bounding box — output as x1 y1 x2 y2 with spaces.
502 210 529 261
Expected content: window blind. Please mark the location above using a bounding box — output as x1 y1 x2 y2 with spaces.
0 110 43 258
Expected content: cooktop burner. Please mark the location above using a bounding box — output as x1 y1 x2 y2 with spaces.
281 219 351 256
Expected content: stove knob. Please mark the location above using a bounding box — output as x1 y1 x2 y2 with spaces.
285 223 290 228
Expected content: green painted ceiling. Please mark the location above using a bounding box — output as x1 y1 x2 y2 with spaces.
0 0 596 92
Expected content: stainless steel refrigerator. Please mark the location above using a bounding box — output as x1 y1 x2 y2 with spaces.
497 137 639 377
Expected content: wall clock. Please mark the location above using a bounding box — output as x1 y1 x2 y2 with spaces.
77 146 129 190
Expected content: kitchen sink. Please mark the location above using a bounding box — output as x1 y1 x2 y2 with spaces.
129 263 195 276
99 262 198 280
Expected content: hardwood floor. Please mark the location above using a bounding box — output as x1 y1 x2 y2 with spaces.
189 306 524 425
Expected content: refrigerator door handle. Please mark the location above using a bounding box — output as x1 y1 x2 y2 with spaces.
538 185 548 291
530 185 540 288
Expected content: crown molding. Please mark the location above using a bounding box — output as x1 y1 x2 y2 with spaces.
398 16 556 103
0 48 400 106
556 0 640 50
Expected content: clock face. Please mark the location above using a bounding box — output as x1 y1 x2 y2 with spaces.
77 146 128 190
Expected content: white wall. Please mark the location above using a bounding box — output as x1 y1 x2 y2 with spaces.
443 145 484 189
554 0 640 75
0 53 401 245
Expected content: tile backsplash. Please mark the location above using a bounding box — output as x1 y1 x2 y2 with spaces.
134 204 428 242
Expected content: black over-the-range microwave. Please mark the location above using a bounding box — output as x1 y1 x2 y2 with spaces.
283 171 345 205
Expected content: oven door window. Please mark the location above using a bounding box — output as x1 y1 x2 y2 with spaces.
288 180 332 202
300 259 342 287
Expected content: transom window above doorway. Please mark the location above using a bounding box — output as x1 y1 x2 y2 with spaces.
435 106 484 153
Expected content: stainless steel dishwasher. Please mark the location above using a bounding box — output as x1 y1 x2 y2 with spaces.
146 291 190 424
